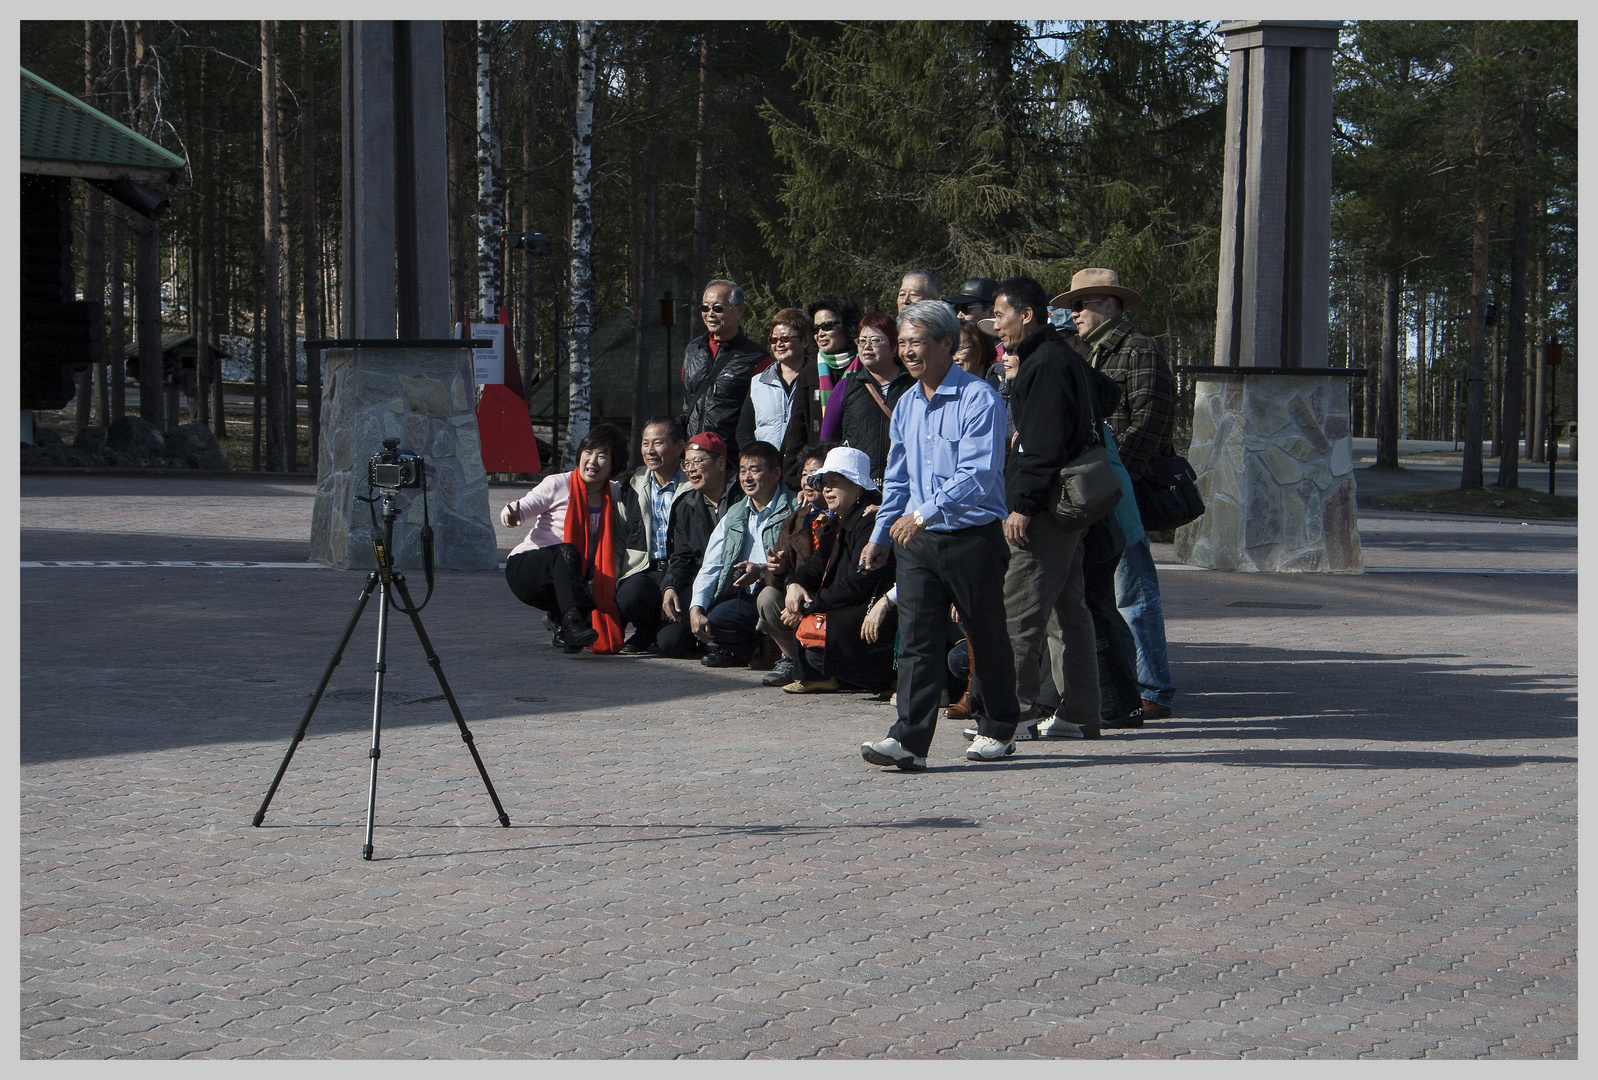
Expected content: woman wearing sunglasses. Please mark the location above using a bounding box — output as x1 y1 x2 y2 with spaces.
736 307 810 478
779 292 863 482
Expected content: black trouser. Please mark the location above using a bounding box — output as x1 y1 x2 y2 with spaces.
888 520 1017 756
1083 555 1141 720
505 545 587 623
615 567 664 647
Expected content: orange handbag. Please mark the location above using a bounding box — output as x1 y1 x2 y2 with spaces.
794 612 827 648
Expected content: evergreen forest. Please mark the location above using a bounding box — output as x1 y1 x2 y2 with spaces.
19 20 1576 482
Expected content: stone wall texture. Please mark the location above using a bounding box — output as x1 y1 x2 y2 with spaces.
310 348 498 571
1175 374 1362 573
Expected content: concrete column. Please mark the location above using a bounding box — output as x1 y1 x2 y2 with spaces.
399 21 452 340
1181 21 1357 574
341 21 396 339
319 24 492 571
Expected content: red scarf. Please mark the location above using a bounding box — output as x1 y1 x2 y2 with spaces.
563 470 625 654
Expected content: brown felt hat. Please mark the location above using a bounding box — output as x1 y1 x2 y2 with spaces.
1050 267 1143 310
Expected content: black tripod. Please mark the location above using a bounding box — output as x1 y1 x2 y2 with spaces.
252 491 510 858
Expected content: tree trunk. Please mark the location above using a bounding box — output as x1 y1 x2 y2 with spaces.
565 20 598 457
109 208 127 422
301 21 321 469
519 25 538 389
129 21 163 431
1496 81 1535 490
476 21 502 320
133 213 164 430
212 126 228 440
80 19 104 433
445 22 469 324
1376 268 1400 467
1529 208 1547 463
1419 284 1431 440
692 32 711 333
631 59 659 468
261 19 284 471
87 188 108 429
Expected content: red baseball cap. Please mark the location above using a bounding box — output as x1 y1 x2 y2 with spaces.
686 432 727 458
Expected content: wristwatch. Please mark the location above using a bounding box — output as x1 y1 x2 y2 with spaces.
912 511 925 529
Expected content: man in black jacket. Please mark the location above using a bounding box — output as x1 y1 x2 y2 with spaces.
680 279 768 464
657 432 740 658
992 276 1105 740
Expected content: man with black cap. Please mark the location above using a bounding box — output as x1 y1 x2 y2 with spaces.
1053 267 1177 721
945 276 999 327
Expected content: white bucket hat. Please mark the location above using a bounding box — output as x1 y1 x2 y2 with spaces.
814 446 877 492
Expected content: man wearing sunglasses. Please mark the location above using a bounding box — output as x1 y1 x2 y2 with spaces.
1054 267 1177 723
680 279 768 466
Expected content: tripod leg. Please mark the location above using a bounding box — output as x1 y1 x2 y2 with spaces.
253 572 381 827
362 580 393 860
392 574 512 828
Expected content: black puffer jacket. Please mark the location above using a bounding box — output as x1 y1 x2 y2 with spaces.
679 329 767 459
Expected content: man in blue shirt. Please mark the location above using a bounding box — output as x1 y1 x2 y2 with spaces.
858 300 1021 770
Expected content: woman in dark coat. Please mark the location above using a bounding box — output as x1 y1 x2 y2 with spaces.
837 310 915 486
780 446 897 693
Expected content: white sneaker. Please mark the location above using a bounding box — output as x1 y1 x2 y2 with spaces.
965 735 1017 761
861 736 926 771
1037 717 1101 740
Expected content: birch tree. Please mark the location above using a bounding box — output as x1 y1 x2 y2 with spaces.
261 19 284 470
565 19 597 457
476 20 502 319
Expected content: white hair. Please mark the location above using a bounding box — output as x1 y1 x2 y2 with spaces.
704 278 744 306
897 300 959 345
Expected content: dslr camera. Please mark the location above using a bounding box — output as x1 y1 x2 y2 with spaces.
368 438 425 490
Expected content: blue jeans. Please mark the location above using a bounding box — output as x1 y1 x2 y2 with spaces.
1114 537 1174 707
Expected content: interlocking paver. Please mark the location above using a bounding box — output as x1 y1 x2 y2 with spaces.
19 473 1576 1057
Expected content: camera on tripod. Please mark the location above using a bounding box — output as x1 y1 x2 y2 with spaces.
368 438 425 491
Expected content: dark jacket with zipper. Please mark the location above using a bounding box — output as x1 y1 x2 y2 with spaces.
838 366 915 483
679 329 767 459
789 495 896 689
1005 324 1109 516
778 364 824 490
661 476 740 597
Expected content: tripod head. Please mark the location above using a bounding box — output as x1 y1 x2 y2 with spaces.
359 441 435 609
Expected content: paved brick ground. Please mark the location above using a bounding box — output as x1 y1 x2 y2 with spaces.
20 473 1576 1058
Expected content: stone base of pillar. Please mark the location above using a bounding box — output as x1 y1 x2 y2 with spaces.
1175 374 1362 573
310 347 498 571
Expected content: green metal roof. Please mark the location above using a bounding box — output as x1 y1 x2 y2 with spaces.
20 67 185 174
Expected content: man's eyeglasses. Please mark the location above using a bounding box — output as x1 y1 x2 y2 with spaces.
813 320 841 334
1070 297 1113 313
700 302 729 314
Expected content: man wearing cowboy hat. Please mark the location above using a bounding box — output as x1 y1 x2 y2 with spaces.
1053 267 1177 720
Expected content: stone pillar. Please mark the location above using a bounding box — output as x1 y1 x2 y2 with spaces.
1178 20 1361 573
315 22 495 571
310 347 497 571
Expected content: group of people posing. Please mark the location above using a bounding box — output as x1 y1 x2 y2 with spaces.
501 267 1178 770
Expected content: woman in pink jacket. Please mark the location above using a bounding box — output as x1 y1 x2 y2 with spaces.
501 424 630 654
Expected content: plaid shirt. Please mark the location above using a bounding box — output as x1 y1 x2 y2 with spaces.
1086 315 1175 481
